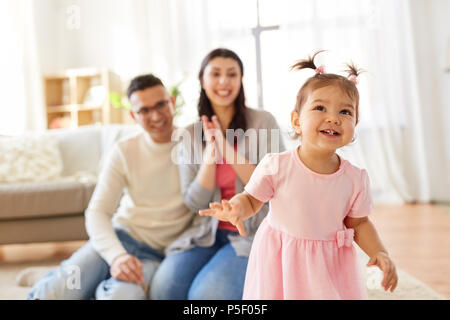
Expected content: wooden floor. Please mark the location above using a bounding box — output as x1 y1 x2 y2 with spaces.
0 203 449 299
369 204 450 299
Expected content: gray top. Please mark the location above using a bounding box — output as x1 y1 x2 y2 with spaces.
165 108 286 256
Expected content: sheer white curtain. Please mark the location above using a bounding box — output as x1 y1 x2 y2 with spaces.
0 0 45 135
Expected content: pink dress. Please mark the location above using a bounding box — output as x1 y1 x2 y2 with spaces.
243 148 373 300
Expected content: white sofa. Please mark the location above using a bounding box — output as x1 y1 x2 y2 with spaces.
0 124 141 244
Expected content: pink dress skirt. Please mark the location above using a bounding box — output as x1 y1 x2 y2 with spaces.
243 218 367 300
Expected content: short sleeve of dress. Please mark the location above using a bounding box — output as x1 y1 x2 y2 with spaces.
244 153 278 203
347 169 373 218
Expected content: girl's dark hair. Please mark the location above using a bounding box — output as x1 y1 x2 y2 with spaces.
198 48 247 131
291 50 362 124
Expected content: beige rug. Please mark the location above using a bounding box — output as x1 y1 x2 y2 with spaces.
0 249 446 300
0 260 60 300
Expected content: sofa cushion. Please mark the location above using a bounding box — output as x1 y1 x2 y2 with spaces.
47 125 102 176
0 180 95 220
47 124 141 177
0 135 63 183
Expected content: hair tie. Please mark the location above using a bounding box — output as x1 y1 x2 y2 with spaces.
348 74 358 85
315 65 326 75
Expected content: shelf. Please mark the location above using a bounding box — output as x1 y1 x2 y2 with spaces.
44 68 107 79
46 104 103 113
43 68 123 129
46 105 73 113
78 104 103 111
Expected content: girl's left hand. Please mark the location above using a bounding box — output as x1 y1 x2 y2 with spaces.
199 199 246 236
367 251 398 292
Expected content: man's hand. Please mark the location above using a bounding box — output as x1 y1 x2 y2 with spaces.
367 251 398 292
199 200 246 236
110 253 144 284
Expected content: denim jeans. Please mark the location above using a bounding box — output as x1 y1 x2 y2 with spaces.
27 229 164 300
150 229 248 300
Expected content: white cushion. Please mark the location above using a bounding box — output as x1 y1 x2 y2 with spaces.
0 134 63 182
47 125 102 176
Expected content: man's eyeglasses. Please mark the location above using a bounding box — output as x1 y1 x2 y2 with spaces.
133 100 170 116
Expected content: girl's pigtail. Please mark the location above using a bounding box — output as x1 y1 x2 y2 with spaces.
290 50 326 74
344 62 363 85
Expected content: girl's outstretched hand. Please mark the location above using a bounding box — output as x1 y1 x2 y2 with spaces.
367 251 398 292
199 200 247 236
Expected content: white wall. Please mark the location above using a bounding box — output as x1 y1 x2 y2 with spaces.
33 0 56 74
33 0 80 73
409 0 450 202
34 0 158 82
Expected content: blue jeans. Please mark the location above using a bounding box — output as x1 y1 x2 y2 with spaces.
150 229 248 300
27 229 164 300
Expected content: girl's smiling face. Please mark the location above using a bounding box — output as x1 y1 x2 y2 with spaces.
201 57 242 110
291 85 357 152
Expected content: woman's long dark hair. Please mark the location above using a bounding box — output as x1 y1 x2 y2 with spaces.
198 48 247 131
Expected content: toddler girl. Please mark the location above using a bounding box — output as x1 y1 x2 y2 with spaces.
199 51 398 299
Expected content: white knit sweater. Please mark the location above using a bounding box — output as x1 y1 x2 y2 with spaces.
85 132 194 265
